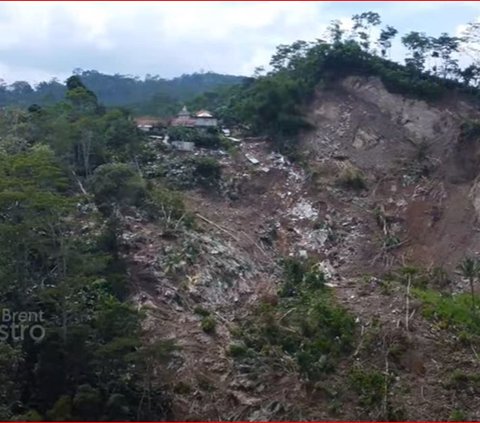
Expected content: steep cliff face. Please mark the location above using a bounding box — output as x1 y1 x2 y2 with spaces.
302 75 480 271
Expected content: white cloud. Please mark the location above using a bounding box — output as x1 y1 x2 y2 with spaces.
0 1 478 84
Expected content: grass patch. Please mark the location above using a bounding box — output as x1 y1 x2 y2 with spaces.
413 288 480 335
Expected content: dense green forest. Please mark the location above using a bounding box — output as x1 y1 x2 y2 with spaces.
0 71 245 116
0 76 184 421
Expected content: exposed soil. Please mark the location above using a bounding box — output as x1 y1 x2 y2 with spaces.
123 76 480 421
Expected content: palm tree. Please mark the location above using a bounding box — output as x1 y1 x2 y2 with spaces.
457 257 479 312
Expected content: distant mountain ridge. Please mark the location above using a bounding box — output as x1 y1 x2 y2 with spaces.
0 70 246 114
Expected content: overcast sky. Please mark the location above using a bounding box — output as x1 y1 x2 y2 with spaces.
1 1 480 85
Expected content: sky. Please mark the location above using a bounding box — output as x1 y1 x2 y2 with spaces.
1 1 480 85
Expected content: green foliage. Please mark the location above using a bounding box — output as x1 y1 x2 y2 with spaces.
235 259 354 380
280 258 326 296
0 94 173 420
349 367 386 408
228 341 251 358
192 156 222 183
450 409 468 421
194 306 211 317
167 126 222 149
445 370 480 392
201 315 216 334
144 185 191 226
89 163 146 215
414 288 480 335
47 395 73 421
1 70 245 112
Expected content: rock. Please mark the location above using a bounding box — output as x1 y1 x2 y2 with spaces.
245 154 260 164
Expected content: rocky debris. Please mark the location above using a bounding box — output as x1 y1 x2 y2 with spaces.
171 141 195 151
289 199 319 221
352 128 379 149
126 81 480 421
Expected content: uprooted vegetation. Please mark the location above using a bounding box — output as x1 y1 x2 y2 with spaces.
231 259 355 380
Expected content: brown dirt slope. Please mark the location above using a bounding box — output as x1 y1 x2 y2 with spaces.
124 76 480 421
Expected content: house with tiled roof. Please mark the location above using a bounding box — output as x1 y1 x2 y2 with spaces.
171 106 218 128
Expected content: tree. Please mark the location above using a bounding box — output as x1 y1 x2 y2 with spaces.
430 33 460 79
327 20 345 45
351 11 381 52
377 25 398 58
460 64 480 87
401 31 431 72
89 163 146 216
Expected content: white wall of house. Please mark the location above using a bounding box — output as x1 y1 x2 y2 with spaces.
195 118 218 127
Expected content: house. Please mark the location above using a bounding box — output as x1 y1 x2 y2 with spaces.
134 116 166 132
171 106 196 127
171 106 218 128
194 109 218 127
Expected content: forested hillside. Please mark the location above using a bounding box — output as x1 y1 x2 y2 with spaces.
0 70 245 116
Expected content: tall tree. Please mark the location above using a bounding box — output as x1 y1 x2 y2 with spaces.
430 33 460 79
377 25 398 58
351 11 381 52
401 31 431 72
327 19 345 45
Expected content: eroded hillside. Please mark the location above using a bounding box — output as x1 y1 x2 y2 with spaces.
122 76 480 421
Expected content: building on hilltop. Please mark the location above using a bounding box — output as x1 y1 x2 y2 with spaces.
134 116 166 132
171 106 218 128
171 106 196 127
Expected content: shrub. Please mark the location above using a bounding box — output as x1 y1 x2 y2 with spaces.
349 367 386 408
192 157 221 183
167 126 222 149
145 185 192 226
280 258 326 297
201 315 216 334
228 342 250 358
450 409 468 422
337 166 367 191
194 306 211 317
